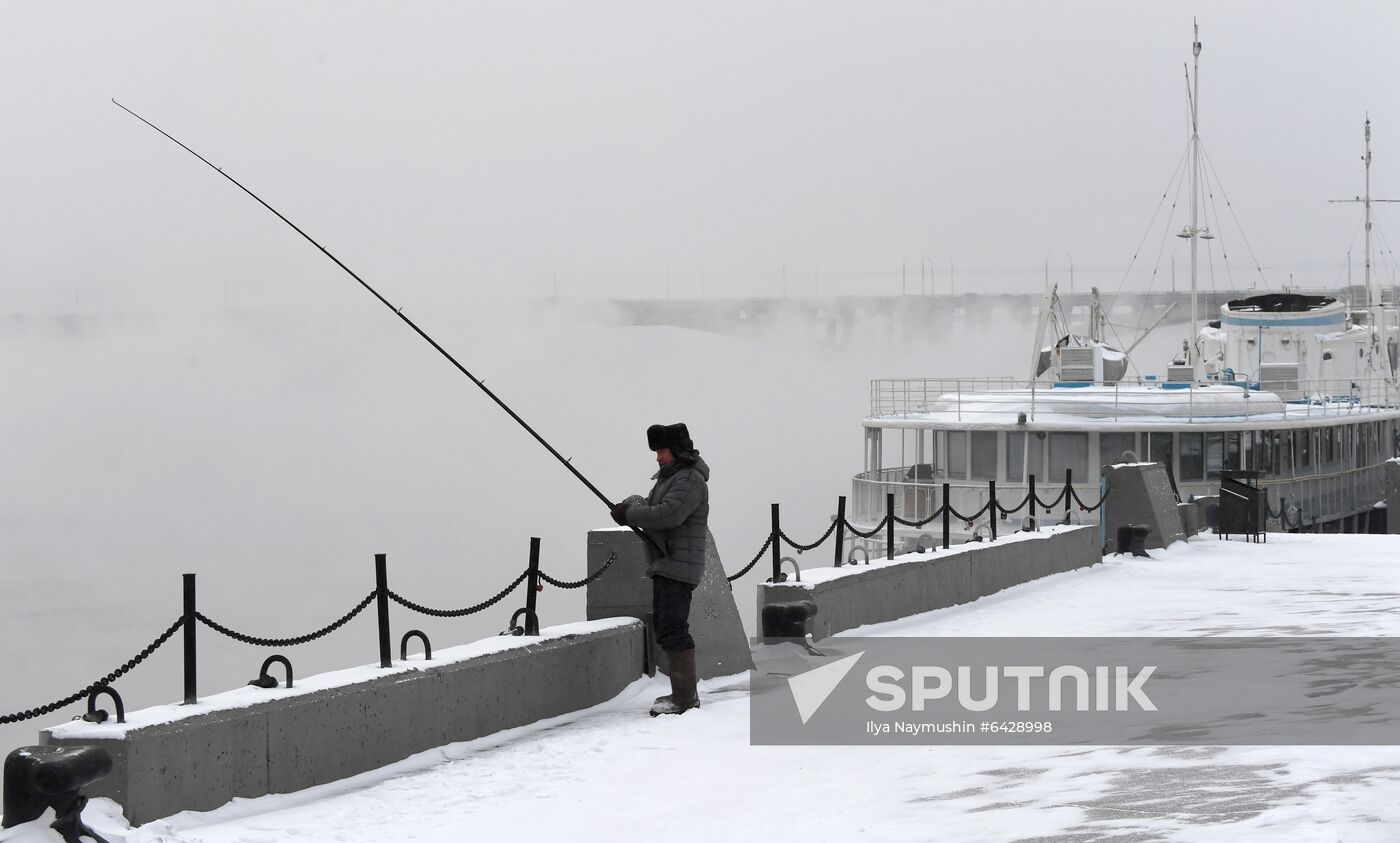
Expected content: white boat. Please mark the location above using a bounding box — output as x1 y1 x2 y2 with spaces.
850 25 1400 547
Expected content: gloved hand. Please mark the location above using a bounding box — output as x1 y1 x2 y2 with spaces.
610 502 630 525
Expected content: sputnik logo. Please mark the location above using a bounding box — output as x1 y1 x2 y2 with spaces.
786 651 864 724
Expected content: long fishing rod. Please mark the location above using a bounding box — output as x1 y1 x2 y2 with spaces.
111 99 644 531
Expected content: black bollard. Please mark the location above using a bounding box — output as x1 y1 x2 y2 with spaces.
3 745 113 843
760 601 819 641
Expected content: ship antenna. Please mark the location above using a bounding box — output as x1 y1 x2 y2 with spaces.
1330 117 1400 385
1189 20 1202 369
1174 22 1206 371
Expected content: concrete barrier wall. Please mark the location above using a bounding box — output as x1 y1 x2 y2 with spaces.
758 525 1101 640
41 619 645 824
586 528 754 680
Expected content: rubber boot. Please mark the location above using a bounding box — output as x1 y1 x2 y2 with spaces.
649 648 699 716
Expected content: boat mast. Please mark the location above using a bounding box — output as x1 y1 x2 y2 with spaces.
1176 23 1211 368
1364 117 1377 310
1188 22 1202 367
1362 117 1397 384
1334 118 1400 384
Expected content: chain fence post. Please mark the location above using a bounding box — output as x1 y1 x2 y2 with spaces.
988 480 998 541
375 553 392 668
770 503 782 581
885 492 895 559
942 482 951 549
1029 474 1038 531
525 537 542 635
182 573 197 705
833 496 847 568
1065 468 1073 520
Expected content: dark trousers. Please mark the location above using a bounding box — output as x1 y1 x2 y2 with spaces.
652 575 697 652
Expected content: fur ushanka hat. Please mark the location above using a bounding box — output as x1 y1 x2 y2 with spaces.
646 423 693 454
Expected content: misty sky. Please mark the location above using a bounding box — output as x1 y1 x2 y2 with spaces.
4 1 1400 309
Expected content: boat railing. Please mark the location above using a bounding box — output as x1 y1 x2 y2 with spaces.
870 376 1400 422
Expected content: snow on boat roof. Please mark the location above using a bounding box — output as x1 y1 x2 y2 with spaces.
865 384 1400 431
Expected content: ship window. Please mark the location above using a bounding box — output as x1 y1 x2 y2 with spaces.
1179 433 1205 481
1006 432 1044 482
1323 427 1335 463
970 431 997 480
1205 432 1225 479
1146 432 1174 472
1256 430 1273 474
1048 432 1088 484
1296 430 1311 469
1277 431 1291 476
948 431 968 479
1100 432 1136 469
1225 431 1241 472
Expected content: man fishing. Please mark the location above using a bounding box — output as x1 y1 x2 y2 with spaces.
611 423 710 716
114 102 718 715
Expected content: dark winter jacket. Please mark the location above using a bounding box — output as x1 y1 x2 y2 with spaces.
625 453 710 586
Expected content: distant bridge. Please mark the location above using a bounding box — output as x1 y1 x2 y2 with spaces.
551 287 1367 342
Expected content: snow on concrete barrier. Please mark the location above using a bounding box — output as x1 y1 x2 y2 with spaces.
757 525 1101 640
40 619 646 825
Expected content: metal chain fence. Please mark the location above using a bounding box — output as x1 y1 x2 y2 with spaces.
388 571 529 618
539 552 618 589
197 592 377 647
726 533 774 582
0 616 184 725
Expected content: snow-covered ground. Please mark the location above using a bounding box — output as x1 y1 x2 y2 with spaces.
10 532 1400 843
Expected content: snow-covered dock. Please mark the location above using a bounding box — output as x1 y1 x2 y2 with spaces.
23 532 1400 843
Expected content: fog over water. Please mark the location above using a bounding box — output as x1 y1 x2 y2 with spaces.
0 1 1395 750
0 302 1078 750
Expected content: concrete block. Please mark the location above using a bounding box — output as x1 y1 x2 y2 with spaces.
759 526 1100 640
587 528 754 679
1102 463 1185 549
1178 501 1201 536
61 702 270 824
43 620 645 824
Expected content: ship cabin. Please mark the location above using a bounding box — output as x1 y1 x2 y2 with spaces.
855 380 1400 543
